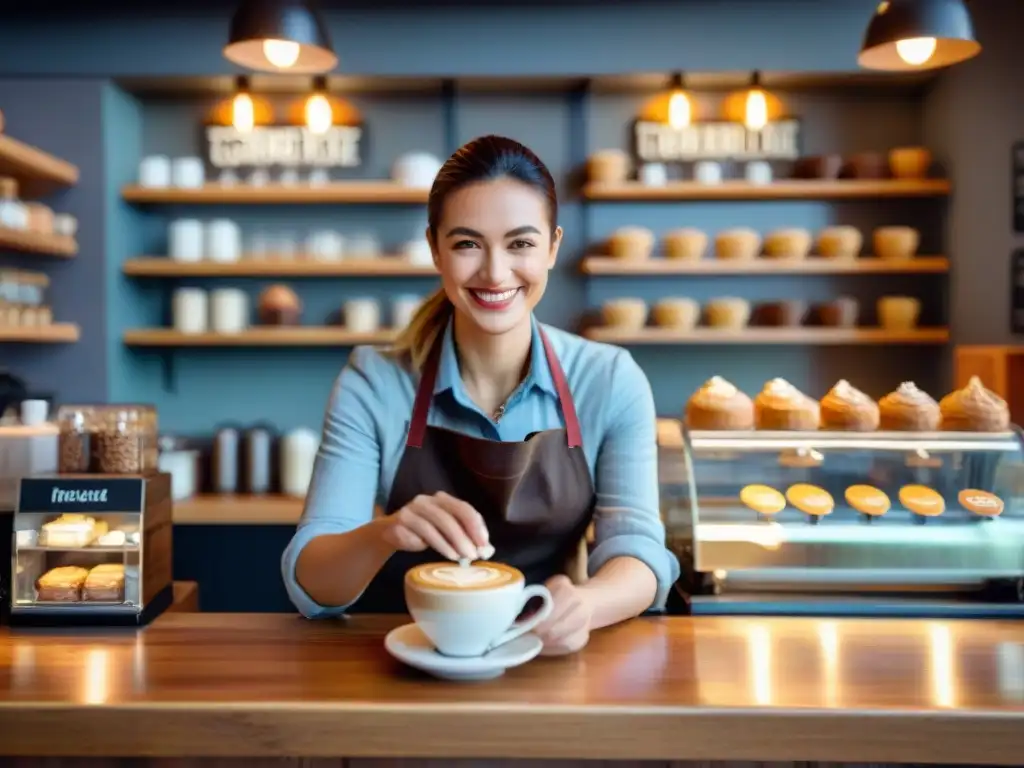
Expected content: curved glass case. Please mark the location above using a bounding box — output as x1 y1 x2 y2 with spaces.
658 420 1024 618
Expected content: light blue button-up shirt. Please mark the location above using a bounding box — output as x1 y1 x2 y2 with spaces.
281 317 681 617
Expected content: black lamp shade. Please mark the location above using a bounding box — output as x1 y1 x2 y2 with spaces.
858 0 980 71
224 0 337 74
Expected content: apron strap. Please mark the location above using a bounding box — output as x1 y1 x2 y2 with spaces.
406 324 583 449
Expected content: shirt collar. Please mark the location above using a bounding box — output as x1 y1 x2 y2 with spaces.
434 315 558 398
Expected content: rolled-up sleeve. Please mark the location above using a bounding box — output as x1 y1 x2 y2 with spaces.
281 347 385 618
587 349 680 611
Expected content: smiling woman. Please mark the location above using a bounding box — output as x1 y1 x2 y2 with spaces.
283 135 680 656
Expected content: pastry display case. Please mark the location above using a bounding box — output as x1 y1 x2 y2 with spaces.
662 376 1024 618
9 472 172 625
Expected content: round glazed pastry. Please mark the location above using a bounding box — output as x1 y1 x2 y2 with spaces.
785 484 834 518
754 378 820 431
763 228 812 260
663 228 708 260
714 228 761 260
878 381 940 431
939 376 1010 432
587 149 630 183
600 298 648 330
958 489 1004 518
651 298 700 330
816 226 863 259
608 226 655 260
845 485 891 517
685 376 755 430
898 484 945 518
704 298 751 330
820 379 880 431
739 484 786 515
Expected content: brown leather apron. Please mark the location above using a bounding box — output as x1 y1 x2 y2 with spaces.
349 326 597 614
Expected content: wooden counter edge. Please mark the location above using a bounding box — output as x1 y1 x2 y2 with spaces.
1 704 1021 763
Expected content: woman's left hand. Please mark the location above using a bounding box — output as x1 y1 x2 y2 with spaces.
534 574 593 656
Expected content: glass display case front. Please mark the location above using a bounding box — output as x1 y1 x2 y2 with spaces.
660 422 1024 618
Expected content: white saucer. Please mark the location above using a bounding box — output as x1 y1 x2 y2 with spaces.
384 623 543 681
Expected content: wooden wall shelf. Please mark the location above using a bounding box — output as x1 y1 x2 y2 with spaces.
174 494 303 525
123 257 438 278
581 255 949 276
583 327 950 345
123 327 398 347
0 226 77 258
582 179 951 201
121 182 429 205
0 323 80 343
0 134 80 195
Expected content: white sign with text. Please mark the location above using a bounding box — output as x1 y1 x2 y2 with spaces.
206 125 364 169
634 119 800 162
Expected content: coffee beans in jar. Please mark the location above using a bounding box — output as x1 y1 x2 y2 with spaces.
97 409 146 474
58 411 92 473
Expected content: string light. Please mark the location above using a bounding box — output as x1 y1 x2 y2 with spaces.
666 72 692 130
305 77 333 134
231 76 255 133
744 72 768 131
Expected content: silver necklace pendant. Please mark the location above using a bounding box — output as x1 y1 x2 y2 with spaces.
493 403 507 422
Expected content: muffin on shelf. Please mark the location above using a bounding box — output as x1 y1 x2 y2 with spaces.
587 149 630 184
663 228 708 260
810 297 859 328
939 376 1010 432
755 378 820 431
600 298 648 330
258 285 303 325
651 298 700 330
816 226 863 260
888 147 932 180
763 228 812 260
873 226 920 260
608 226 655 260
877 296 921 331
704 298 751 330
751 300 807 327
820 379 880 431
878 382 941 431
714 228 761 261
685 376 755 431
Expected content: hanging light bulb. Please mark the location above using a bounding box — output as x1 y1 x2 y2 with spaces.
895 36 938 65
263 39 301 69
744 72 768 131
232 76 255 133
305 76 333 134
666 72 692 130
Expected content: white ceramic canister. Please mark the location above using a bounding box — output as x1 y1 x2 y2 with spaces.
639 163 668 186
402 239 433 265
172 288 209 334
249 168 270 187
308 168 330 187
157 438 199 501
171 157 205 188
694 161 723 184
280 427 319 497
745 160 773 185
279 168 300 186
344 298 382 333
391 152 443 187
391 294 423 329
306 230 345 261
138 155 172 187
168 219 204 262
205 219 242 263
218 169 239 187
210 288 249 334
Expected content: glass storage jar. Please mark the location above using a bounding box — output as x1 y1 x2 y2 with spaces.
56 404 101 473
15 272 48 327
0 177 27 230
0 270 20 326
95 404 159 474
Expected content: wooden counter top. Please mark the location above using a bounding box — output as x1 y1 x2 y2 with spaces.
1 613 1023 763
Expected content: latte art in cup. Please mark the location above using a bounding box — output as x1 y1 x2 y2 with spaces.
409 561 519 591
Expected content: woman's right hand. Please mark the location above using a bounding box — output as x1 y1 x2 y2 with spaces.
382 491 490 561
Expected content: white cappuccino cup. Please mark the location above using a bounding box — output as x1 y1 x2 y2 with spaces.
405 561 553 658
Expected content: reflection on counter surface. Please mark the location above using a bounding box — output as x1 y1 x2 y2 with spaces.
661 425 1024 617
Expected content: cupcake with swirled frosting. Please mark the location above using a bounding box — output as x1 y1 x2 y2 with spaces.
878 381 940 431
685 376 755 430
754 378 820 431
820 379 880 431
939 376 1010 432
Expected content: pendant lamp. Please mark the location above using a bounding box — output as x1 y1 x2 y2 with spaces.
858 0 980 72
223 0 337 75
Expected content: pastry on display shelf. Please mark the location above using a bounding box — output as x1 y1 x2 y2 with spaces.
938 376 1010 432
607 226 655 260
754 378 820 430
878 381 940 431
704 297 751 330
600 298 647 330
587 149 630 183
877 295 921 330
888 147 932 180
763 228 812 260
785 483 834 519
714 228 761 261
651 298 699 330
820 379 880 431
873 226 920 260
36 566 90 602
258 284 303 326
898 484 945 521
958 489 1004 517
740 484 787 515
685 376 755 430
816 226 863 260
845 485 891 519
751 300 806 327
662 228 708 260
810 297 859 327
41 514 107 548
